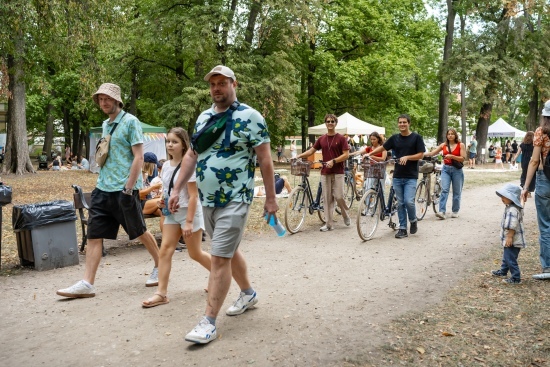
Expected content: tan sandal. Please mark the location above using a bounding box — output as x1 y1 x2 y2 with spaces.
142 292 169 308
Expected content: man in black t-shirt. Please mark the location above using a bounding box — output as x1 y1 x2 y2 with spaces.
365 114 425 238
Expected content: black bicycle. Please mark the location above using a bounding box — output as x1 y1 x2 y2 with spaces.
356 158 398 241
336 156 363 214
285 159 326 234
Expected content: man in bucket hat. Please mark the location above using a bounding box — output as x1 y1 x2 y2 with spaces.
57 83 160 298
168 65 279 344
491 184 526 284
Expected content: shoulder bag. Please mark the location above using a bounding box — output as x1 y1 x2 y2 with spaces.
191 101 240 154
95 112 127 167
447 143 464 169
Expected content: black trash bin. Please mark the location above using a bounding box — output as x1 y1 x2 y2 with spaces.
13 200 79 271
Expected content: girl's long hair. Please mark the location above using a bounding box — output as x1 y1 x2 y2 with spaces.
369 131 384 146
445 128 460 145
523 131 534 145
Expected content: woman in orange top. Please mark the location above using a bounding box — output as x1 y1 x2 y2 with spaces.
424 128 466 219
494 147 504 170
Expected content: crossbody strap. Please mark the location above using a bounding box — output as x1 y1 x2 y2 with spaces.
167 162 182 196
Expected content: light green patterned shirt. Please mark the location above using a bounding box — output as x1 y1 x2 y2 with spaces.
96 110 144 192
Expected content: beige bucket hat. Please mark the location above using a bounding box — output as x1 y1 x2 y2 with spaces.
92 83 123 107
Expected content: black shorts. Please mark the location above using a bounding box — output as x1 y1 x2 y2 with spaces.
88 188 147 240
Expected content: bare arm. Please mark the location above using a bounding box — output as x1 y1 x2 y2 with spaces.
255 142 279 222
424 144 443 157
127 144 145 190
182 181 199 238
168 149 198 212
521 145 541 202
296 147 317 160
366 145 386 157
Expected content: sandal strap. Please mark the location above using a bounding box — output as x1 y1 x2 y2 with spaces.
154 292 167 299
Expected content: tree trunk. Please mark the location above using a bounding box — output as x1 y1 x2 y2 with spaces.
526 86 539 132
71 117 80 160
2 34 34 175
63 106 71 154
475 102 491 158
459 13 467 144
43 102 55 161
244 0 262 47
307 39 316 146
437 0 457 144
129 66 138 116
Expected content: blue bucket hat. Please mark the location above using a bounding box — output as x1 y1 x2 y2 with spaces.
496 183 522 208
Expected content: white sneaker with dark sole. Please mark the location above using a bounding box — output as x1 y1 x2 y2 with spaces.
319 225 333 232
185 318 217 344
226 291 258 316
56 280 96 298
435 212 446 220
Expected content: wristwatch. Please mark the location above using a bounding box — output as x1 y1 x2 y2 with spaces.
122 187 133 195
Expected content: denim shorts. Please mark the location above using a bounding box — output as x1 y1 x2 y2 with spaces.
163 205 205 232
88 188 147 240
202 201 250 258
469 152 477 159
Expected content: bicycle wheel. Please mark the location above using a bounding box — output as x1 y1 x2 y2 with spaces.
285 187 309 234
335 175 355 214
414 181 429 221
432 181 442 214
356 189 380 241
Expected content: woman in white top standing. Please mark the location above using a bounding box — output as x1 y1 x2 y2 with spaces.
142 127 211 307
290 140 297 159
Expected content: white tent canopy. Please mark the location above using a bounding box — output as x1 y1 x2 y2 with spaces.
307 112 385 136
487 118 526 139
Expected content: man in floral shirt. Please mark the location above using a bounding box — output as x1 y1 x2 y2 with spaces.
169 65 278 344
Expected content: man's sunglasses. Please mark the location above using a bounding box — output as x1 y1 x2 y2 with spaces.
325 120 336 123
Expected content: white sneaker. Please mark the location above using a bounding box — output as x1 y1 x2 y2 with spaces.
319 225 333 232
451 212 459 218
226 291 258 316
56 280 96 298
146 267 159 287
185 317 217 344
435 212 446 220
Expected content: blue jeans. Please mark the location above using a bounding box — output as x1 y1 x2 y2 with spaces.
439 165 464 214
392 178 417 230
499 247 521 280
535 171 550 271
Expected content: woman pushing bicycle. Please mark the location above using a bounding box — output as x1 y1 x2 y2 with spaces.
350 132 388 191
423 128 467 220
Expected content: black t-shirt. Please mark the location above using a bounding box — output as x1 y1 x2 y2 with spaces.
519 142 533 165
383 132 425 179
512 141 518 153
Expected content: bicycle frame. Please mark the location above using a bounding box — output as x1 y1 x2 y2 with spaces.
295 171 323 214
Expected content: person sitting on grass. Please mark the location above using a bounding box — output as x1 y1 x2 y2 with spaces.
254 173 292 197
491 184 525 284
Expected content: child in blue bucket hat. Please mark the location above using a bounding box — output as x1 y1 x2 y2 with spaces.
491 183 526 284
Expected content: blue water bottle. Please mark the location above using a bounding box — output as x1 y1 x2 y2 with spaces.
265 214 286 237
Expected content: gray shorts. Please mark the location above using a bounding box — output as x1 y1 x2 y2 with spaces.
202 201 250 258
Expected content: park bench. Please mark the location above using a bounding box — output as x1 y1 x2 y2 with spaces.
72 185 160 254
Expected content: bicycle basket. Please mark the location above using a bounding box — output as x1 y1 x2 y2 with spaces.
291 160 312 177
418 161 434 174
362 160 387 179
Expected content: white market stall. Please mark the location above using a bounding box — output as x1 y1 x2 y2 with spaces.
89 122 167 173
307 112 385 136
487 118 526 139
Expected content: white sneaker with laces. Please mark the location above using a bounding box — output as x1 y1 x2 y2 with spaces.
451 212 459 218
226 291 258 316
319 225 333 232
185 317 217 344
435 212 446 220
146 267 159 287
56 280 96 298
